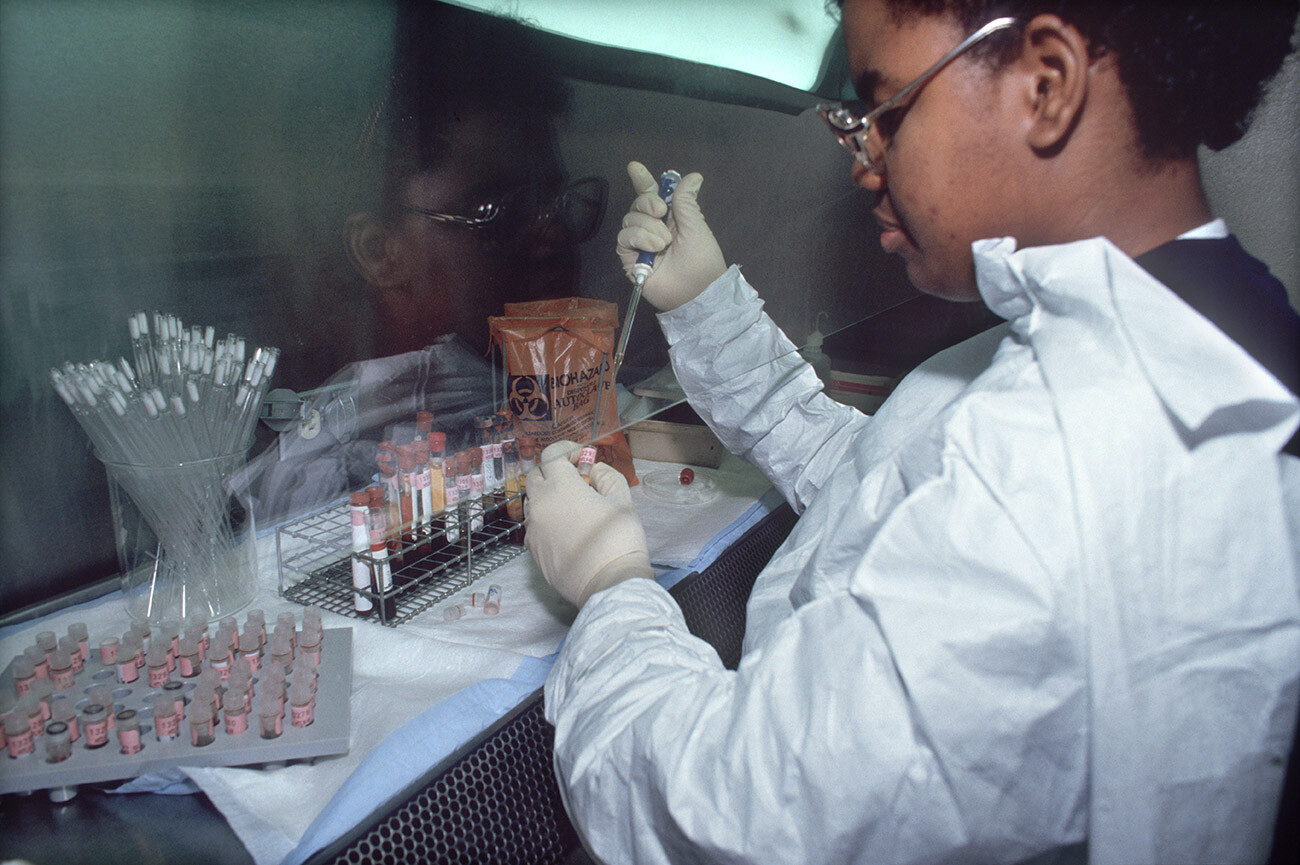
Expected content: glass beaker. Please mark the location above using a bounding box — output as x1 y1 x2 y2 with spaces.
99 450 258 624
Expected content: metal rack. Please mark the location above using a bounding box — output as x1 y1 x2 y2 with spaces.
276 493 526 627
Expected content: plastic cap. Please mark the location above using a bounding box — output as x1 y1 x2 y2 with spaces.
428 431 446 449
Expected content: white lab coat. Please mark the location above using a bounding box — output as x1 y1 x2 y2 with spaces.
545 235 1300 865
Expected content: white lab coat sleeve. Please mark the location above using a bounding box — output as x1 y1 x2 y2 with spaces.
545 432 1086 865
656 266 866 513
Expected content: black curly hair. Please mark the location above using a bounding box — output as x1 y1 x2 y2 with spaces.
829 0 1299 159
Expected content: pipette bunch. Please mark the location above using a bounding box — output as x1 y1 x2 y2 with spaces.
50 311 279 465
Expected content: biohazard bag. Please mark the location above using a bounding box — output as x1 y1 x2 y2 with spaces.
489 297 637 486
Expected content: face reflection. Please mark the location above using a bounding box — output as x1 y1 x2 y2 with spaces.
842 0 1025 300
379 108 576 355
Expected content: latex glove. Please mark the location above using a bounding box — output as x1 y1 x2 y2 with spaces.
615 160 727 312
525 441 654 607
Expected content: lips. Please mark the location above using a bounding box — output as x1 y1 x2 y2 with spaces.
874 210 908 254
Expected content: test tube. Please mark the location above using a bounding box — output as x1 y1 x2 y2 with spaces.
44 721 73 763
116 709 143 755
397 443 420 556
474 415 496 490
413 437 434 554
468 449 486 532
428 431 446 528
153 695 181 742
444 452 462 545
350 490 377 616
367 485 398 620
484 584 502 616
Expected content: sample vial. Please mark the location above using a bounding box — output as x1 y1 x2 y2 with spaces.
484 584 502 616
48 649 75 691
238 632 261 674
245 609 267 647
177 636 201 678
443 604 464 622
11 655 36 697
577 446 597 484
116 709 143 755
258 693 283 739
223 690 249 736
43 720 73 763
367 485 399 620
87 685 116 731
36 630 59 659
67 622 90 663
162 680 187 720
208 643 232 682
302 605 323 632
153 695 181 742
58 635 85 674
468 449 486 532
23 645 49 680
350 490 377 616
291 657 318 693
129 621 151 652
189 702 216 747
30 679 54 722
444 452 462 545
413 437 434 552
51 696 79 743
157 619 180 668
117 635 141 684
428 431 446 520
5 712 34 759
289 682 314 728
474 415 496 490
270 636 293 672
504 442 524 523
298 627 322 667
146 645 171 688
99 636 120 666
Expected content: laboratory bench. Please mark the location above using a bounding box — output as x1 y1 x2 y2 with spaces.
0 456 793 865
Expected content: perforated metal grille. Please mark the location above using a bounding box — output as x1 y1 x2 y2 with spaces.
317 696 577 865
670 503 798 670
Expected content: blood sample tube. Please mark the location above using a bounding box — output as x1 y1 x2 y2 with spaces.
6 712 34 759
428 431 446 527
415 437 435 554
58 636 84 675
288 681 314 728
484 584 502 616
376 442 403 564
238 632 261 674
146 646 171 688
577 445 597 484
44 720 73 763
444 451 462 546
397 443 420 556
222 690 249 735
12 655 36 697
468 449 486 532
189 702 216 747
67 622 90 664
504 442 523 523
153 695 181 742
99 636 120 666
81 704 110 750
258 692 282 739
367 485 398 620
177 636 201 678
518 436 536 479
116 709 143 754
350 490 377 617
474 415 496 491
495 410 513 485
491 413 507 493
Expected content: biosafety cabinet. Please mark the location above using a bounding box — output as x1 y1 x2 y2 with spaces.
1 2 1296 863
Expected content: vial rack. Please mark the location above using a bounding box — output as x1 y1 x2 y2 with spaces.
276 492 525 627
1 628 352 797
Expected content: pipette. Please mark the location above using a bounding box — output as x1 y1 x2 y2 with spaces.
596 170 680 440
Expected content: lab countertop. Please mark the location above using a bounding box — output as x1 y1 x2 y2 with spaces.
0 454 776 865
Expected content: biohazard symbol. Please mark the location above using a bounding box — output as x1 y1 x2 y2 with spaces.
508 375 551 421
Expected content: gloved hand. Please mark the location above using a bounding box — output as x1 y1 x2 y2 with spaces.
615 160 727 312
525 441 654 607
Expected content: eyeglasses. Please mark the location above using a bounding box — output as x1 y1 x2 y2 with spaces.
817 16 1016 173
402 176 609 253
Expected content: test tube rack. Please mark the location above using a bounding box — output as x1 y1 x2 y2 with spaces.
1 628 352 797
275 492 526 627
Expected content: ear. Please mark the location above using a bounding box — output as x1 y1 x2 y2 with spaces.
344 212 410 287
1015 14 1091 154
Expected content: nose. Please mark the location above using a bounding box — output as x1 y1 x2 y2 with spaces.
851 160 885 192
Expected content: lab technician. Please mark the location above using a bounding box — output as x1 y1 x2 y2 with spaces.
525 1 1300 863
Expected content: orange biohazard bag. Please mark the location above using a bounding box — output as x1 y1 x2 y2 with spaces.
488 297 637 486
